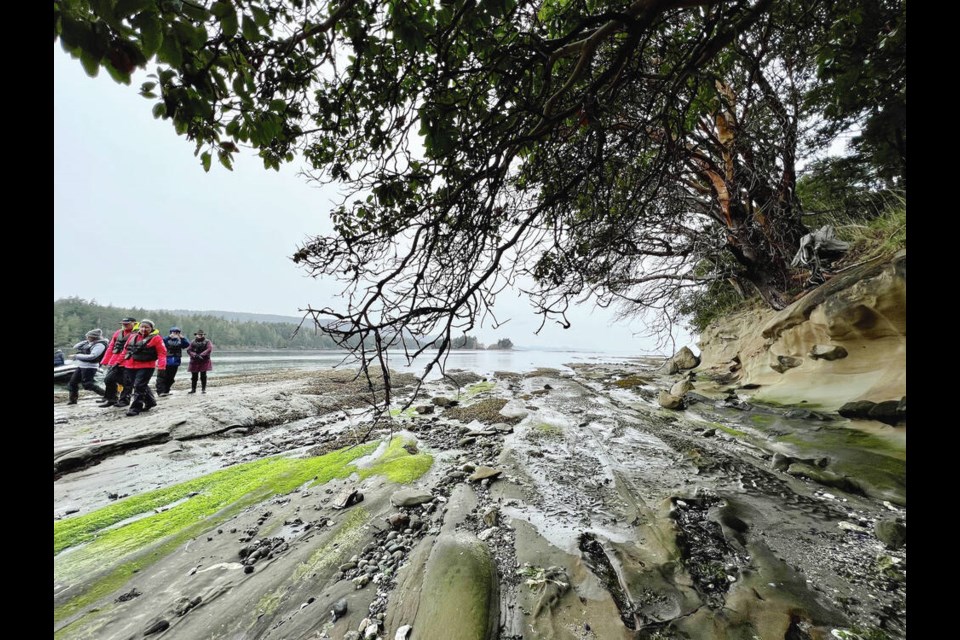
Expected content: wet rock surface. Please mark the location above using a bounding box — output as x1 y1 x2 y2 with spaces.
54 359 905 639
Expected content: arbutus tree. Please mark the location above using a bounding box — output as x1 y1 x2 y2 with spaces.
54 0 903 410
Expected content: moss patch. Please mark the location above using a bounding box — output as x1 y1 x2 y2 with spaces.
358 437 433 484
389 406 418 420
748 413 778 428
532 422 563 438
444 398 521 425
711 423 747 438
523 367 561 378
54 437 431 624
614 375 651 389
466 381 496 396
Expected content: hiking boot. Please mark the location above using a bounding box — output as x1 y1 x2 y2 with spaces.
67 391 79 405
188 390 197 394
97 398 117 406
115 400 130 407
125 409 140 417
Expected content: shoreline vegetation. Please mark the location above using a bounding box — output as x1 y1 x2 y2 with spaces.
55 298 513 352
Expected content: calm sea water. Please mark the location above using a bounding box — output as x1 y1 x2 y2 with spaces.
213 349 660 379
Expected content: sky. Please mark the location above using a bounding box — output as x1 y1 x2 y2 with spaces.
54 47 694 354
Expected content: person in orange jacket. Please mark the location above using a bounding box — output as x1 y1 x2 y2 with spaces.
120 319 167 417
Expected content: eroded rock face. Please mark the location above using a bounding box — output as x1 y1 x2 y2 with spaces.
697 252 906 412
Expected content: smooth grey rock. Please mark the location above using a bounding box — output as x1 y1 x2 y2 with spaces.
875 518 906 549
657 391 683 410
332 487 364 509
413 532 499 640
838 401 876 419
391 489 434 508
670 346 701 371
868 400 902 426
468 466 502 482
670 380 694 397
331 598 348 621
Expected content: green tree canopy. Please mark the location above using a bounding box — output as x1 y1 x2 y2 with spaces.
55 0 905 403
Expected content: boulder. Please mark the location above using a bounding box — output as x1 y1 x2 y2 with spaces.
658 391 684 410
867 400 902 426
670 380 694 397
670 346 701 371
838 401 875 420
412 532 499 640
874 518 906 550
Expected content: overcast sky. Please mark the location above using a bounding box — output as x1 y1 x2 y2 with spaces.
54 48 694 354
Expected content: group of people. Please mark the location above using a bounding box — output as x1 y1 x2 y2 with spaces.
65 317 215 416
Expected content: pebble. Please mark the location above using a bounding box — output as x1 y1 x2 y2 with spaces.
331 598 348 621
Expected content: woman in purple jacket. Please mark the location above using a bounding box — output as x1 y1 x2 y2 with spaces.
186 330 214 394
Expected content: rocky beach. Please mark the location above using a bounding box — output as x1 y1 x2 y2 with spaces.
54 342 906 640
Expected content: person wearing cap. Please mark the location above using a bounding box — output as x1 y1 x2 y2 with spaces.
120 319 167 417
156 327 190 396
66 328 108 404
98 317 138 408
186 330 214 394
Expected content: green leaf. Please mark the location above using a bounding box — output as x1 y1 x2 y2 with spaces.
201 151 212 172
104 59 132 84
269 99 286 112
218 150 234 170
114 0 153 18
221 10 239 38
210 1 232 18
139 12 163 57
88 0 117 20
242 15 259 41
173 19 207 50
158 32 182 67
251 5 270 27
79 50 101 77
151 102 167 118
180 3 210 21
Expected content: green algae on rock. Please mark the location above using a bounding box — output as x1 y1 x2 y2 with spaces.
54 437 433 625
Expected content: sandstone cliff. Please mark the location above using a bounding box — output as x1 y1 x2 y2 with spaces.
697 251 906 414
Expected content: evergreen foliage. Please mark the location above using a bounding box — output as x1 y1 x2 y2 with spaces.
53 297 339 350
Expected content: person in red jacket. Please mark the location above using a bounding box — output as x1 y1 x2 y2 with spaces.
98 317 138 407
121 319 167 417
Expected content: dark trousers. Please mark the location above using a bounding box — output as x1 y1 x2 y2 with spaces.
156 365 180 394
102 364 124 401
190 371 208 391
130 368 157 412
118 367 135 403
67 368 99 393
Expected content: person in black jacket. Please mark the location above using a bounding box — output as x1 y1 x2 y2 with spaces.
156 327 190 396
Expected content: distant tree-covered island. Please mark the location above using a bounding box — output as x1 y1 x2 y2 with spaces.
54 298 338 350
54 298 512 352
